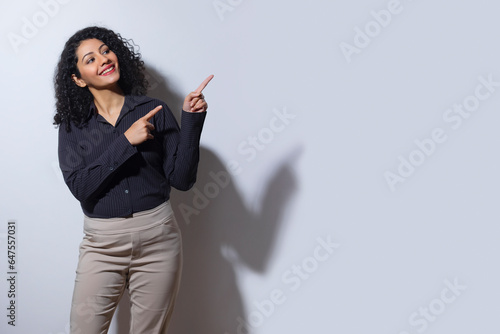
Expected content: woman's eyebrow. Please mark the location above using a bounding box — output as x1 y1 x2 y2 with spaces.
81 43 107 62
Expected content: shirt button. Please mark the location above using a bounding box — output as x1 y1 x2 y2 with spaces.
112 129 116 133
109 167 114 171
125 190 129 194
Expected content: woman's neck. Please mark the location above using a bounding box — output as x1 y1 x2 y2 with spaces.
90 86 125 118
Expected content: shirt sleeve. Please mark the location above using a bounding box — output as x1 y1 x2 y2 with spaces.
58 126 138 202
159 105 206 191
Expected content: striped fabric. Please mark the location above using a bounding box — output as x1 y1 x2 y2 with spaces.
58 95 206 218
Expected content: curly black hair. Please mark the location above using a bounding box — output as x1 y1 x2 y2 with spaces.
53 26 149 130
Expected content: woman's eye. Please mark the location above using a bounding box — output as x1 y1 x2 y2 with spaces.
102 49 110 54
87 57 94 64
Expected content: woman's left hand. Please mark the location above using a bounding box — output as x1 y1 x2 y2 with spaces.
183 75 214 113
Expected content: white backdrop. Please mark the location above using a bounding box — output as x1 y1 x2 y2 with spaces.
1 0 499 333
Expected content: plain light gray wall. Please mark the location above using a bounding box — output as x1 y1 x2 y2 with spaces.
1 0 499 333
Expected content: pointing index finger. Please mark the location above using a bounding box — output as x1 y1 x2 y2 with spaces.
195 74 214 93
143 105 163 121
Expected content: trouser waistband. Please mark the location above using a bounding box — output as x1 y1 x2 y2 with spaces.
83 201 174 235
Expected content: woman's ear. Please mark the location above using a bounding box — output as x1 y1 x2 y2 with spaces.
72 74 87 88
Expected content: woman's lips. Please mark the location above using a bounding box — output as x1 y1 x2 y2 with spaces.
100 65 115 76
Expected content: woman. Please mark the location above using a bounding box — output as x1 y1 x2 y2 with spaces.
54 26 213 333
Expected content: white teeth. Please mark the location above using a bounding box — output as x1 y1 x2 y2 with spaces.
101 66 114 75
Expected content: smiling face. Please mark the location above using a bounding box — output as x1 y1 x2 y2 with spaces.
72 38 121 91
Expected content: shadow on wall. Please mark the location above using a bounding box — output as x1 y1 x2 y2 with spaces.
113 66 299 334
168 147 298 334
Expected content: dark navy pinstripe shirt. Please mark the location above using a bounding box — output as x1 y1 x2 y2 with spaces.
58 95 206 218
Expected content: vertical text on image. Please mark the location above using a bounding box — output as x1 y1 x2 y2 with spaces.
6 221 18 326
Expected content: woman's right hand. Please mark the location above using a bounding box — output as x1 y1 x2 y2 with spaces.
124 105 162 146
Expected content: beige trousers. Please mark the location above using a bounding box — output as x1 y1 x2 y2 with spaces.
70 201 182 334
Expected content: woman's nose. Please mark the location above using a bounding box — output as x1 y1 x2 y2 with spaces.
98 54 110 65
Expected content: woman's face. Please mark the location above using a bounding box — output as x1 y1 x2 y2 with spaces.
72 38 120 91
